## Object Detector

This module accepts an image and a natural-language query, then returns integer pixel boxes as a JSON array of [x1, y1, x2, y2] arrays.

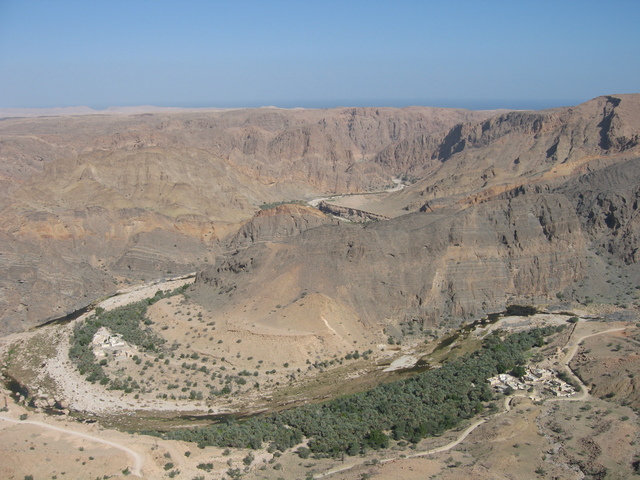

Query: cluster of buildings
[[91, 327, 137, 359], [488, 367, 576, 398]]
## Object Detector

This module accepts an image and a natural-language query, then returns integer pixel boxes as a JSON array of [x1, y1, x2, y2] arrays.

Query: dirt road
[[558, 325, 627, 401], [0, 414, 144, 477]]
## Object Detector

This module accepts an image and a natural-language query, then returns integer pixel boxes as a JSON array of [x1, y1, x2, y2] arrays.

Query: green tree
[[365, 429, 389, 449]]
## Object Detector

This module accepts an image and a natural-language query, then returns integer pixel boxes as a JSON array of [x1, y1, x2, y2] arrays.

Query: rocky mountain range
[[0, 95, 639, 335], [0, 105, 494, 333], [193, 95, 640, 336]]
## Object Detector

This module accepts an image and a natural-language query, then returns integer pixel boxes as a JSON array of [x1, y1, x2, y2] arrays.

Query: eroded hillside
[[196, 193, 588, 333], [1, 95, 639, 344], [370, 94, 640, 215], [192, 95, 640, 335], [0, 106, 494, 333]]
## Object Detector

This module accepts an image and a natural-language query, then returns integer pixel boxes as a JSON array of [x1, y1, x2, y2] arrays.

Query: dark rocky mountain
[[193, 95, 640, 332]]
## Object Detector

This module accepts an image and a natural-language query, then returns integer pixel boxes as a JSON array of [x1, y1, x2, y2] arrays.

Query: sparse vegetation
[[159, 326, 559, 456], [259, 200, 308, 210], [68, 286, 187, 388]]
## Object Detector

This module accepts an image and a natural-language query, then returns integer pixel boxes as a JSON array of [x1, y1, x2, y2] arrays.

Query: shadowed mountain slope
[[372, 94, 640, 215], [195, 192, 588, 333], [192, 95, 640, 337]]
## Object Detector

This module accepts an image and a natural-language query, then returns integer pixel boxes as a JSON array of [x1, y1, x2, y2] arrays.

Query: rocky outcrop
[[495, 157, 640, 266], [556, 157, 640, 264], [197, 193, 587, 328], [228, 204, 337, 249], [376, 94, 640, 208], [316, 201, 390, 222]]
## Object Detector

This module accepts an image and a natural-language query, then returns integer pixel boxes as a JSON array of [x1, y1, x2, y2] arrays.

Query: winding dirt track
[[316, 322, 629, 479], [0, 415, 144, 477], [557, 326, 627, 401]]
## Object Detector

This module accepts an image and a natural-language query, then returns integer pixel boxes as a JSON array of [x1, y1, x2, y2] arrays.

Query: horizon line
[[0, 97, 595, 117]]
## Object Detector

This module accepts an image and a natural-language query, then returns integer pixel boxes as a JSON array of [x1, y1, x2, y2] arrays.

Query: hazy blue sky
[[1, 0, 638, 110]]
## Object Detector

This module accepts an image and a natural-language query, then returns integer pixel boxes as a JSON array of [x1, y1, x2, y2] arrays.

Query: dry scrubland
[[3, 283, 640, 479], [0, 274, 449, 422]]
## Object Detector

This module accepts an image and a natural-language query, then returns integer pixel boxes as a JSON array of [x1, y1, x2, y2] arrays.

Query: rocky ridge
[[196, 192, 588, 331], [228, 203, 338, 250], [375, 94, 640, 213], [194, 95, 640, 334]]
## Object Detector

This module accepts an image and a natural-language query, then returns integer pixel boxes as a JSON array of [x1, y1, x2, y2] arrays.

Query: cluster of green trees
[[259, 200, 308, 210], [505, 305, 539, 317], [159, 326, 561, 456], [68, 287, 186, 386]]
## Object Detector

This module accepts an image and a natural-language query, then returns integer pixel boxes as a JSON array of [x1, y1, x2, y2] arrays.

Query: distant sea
[[82, 98, 585, 112], [138, 98, 585, 111]]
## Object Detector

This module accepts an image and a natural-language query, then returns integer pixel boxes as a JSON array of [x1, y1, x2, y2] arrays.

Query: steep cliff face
[[495, 157, 640, 267], [557, 157, 640, 265], [376, 95, 640, 210], [0, 106, 493, 195], [196, 193, 587, 330], [216, 106, 497, 192]]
